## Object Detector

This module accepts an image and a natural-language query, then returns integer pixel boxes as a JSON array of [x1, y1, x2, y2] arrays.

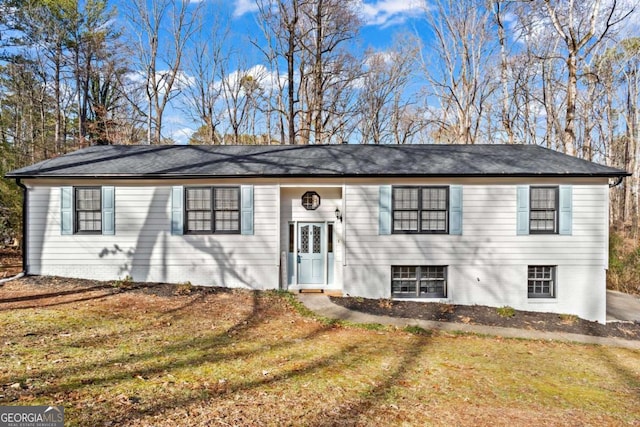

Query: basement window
[[527, 265, 556, 298], [392, 266, 447, 298]]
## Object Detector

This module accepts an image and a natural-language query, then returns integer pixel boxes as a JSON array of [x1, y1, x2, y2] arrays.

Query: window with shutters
[[185, 187, 240, 234], [392, 186, 449, 233]]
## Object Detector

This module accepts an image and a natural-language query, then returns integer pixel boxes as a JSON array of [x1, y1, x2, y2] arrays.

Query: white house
[[6, 144, 628, 323]]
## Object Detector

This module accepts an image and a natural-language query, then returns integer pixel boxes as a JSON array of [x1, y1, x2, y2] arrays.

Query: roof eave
[[6, 172, 631, 179]]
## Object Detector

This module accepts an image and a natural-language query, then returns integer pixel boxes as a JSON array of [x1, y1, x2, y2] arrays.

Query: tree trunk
[[564, 52, 577, 155], [313, 0, 323, 144]]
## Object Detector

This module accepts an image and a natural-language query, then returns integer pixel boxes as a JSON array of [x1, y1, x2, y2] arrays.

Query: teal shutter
[[171, 186, 184, 235], [241, 185, 254, 235], [61, 187, 73, 235], [101, 186, 115, 235], [559, 185, 572, 235], [379, 185, 392, 235], [449, 185, 463, 235], [516, 185, 529, 235]]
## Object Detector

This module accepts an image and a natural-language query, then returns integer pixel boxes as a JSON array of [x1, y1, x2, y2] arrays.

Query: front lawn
[[1, 278, 639, 426]]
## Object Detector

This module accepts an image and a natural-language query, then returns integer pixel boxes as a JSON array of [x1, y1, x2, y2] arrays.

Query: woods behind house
[[0, 0, 638, 288]]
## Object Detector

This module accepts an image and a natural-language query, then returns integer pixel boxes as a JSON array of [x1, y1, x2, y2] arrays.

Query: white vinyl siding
[[24, 177, 609, 323], [343, 180, 608, 323], [27, 184, 278, 289]]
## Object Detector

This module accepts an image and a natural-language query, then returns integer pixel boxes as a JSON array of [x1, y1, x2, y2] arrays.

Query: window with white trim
[[392, 186, 448, 233], [528, 265, 556, 298], [75, 187, 102, 233], [391, 266, 447, 298], [185, 187, 240, 234], [530, 187, 558, 234]]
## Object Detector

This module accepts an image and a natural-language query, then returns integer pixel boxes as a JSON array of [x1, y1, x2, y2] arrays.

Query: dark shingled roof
[[5, 144, 629, 179]]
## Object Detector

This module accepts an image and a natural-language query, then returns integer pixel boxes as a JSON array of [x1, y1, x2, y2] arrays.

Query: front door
[[297, 222, 324, 284]]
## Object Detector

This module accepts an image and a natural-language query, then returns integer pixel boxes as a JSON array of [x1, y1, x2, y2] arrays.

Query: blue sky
[[113, 0, 430, 144], [111, 0, 640, 145]]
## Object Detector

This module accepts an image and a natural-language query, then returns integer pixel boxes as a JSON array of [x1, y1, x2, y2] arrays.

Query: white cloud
[[357, 0, 426, 28], [219, 64, 285, 94], [233, 0, 259, 17], [232, 0, 426, 27], [168, 126, 196, 145]]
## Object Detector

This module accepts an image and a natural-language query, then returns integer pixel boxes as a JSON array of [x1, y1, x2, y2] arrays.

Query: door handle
[[297, 255, 301, 264]]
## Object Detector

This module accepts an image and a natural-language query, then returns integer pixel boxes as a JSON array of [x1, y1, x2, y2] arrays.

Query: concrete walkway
[[297, 294, 640, 350], [607, 290, 640, 322]]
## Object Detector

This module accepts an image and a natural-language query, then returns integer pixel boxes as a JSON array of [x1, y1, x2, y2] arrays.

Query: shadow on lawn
[[597, 347, 640, 400], [7, 291, 376, 425], [95, 293, 364, 425], [5, 286, 640, 425], [0, 281, 167, 312], [100, 300, 434, 426], [303, 334, 431, 426], [0, 283, 114, 304]]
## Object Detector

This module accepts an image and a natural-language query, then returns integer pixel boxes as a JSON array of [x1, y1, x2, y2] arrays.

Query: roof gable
[[5, 144, 629, 179]]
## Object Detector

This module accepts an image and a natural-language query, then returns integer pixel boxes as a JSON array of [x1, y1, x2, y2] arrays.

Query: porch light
[[335, 208, 342, 222]]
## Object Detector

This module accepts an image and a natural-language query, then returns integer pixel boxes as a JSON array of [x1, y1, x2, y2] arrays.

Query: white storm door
[[297, 223, 324, 284]]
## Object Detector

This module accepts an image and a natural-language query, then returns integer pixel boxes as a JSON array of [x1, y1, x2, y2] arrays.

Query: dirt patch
[[0, 275, 238, 310], [330, 296, 640, 341], [0, 247, 22, 279]]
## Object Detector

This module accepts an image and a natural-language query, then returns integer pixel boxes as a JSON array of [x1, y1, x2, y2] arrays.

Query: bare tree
[[255, 0, 305, 145], [530, 0, 633, 155], [422, 0, 497, 144], [297, 0, 359, 144], [594, 38, 640, 231], [254, 0, 359, 145], [127, 0, 200, 144], [357, 33, 420, 144], [181, 11, 229, 144], [21, 0, 70, 154], [491, 0, 515, 144], [220, 63, 265, 144]]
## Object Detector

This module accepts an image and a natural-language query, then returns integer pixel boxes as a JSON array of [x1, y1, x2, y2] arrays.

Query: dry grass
[[1, 279, 639, 426], [609, 231, 640, 295]]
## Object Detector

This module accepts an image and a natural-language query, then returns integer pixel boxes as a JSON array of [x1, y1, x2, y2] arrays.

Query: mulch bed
[[2, 269, 639, 341], [330, 296, 640, 341]]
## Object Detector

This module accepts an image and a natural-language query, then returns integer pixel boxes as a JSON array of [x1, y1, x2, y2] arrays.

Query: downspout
[[0, 178, 27, 284]]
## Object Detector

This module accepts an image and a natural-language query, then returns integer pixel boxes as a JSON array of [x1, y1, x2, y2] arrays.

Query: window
[[185, 187, 240, 234], [391, 266, 447, 298], [61, 186, 113, 235], [530, 187, 558, 233], [288, 223, 295, 252], [393, 187, 448, 233], [75, 187, 102, 233], [528, 266, 556, 298], [302, 191, 321, 210]]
